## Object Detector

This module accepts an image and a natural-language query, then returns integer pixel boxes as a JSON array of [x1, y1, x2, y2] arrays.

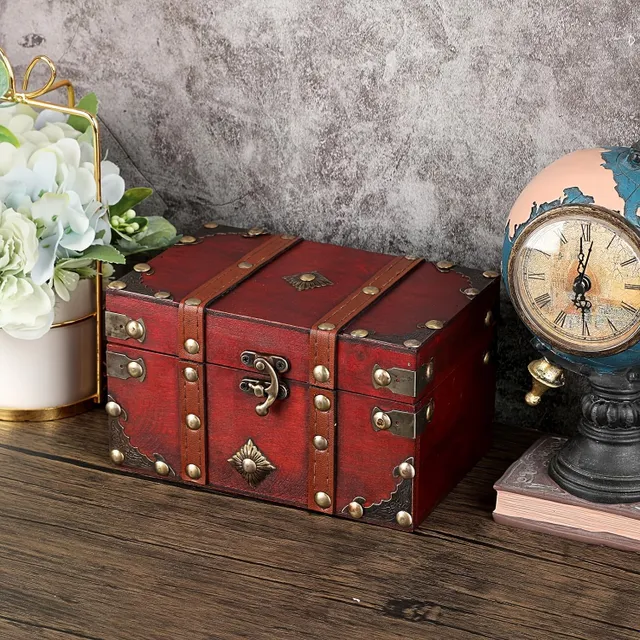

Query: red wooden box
[[104, 223, 499, 531]]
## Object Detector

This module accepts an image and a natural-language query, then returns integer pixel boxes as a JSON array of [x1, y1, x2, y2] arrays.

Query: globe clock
[[503, 145, 640, 504]]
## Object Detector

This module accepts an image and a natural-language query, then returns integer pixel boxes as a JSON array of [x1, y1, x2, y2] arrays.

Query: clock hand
[[573, 239, 593, 310]]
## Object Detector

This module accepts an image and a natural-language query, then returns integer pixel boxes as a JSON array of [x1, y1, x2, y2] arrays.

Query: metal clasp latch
[[240, 351, 290, 417]]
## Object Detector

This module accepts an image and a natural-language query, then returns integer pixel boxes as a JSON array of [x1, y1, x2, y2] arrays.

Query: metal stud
[[204, 221, 219, 229], [314, 491, 332, 509], [425, 320, 444, 330], [485, 310, 493, 327], [154, 291, 172, 299], [184, 338, 200, 355], [318, 322, 336, 331], [483, 351, 491, 365], [373, 368, 392, 387], [133, 263, 152, 273], [108, 280, 127, 290], [426, 400, 434, 422], [186, 414, 201, 430], [105, 401, 122, 417], [184, 297, 201, 306], [127, 361, 144, 378], [483, 270, 499, 279], [180, 235, 197, 244], [347, 502, 364, 519], [398, 462, 416, 479], [313, 365, 330, 383], [350, 328, 369, 338], [405, 255, 419, 260], [186, 463, 202, 480], [247, 227, 267, 236], [396, 511, 413, 528], [299, 273, 316, 282], [281, 234, 297, 240], [425, 360, 435, 383], [404, 339, 421, 349], [183, 366, 199, 382], [436, 260, 455, 271], [463, 287, 480, 298], [314, 394, 331, 412], [110, 449, 125, 465], [362, 286, 379, 296], [242, 458, 258, 473], [372, 411, 392, 430], [155, 460, 170, 476], [313, 435, 329, 451], [238, 261, 253, 269], [125, 320, 144, 340]]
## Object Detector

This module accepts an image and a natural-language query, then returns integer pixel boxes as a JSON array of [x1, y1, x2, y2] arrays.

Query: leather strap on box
[[307, 255, 423, 511], [177, 234, 300, 484]]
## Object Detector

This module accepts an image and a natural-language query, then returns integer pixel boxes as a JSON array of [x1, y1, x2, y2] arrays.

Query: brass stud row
[[108, 280, 127, 290], [184, 338, 200, 355], [133, 263, 152, 273]]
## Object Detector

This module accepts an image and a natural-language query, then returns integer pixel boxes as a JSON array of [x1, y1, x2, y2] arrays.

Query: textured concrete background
[[1, 1, 638, 432]]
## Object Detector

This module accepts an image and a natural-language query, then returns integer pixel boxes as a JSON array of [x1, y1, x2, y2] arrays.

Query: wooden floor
[[0, 413, 638, 640]]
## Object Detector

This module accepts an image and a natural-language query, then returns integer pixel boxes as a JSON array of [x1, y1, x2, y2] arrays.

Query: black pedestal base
[[549, 372, 640, 504]]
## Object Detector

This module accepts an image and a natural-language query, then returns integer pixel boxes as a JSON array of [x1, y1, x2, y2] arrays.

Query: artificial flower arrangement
[[0, 62, 178, 341]]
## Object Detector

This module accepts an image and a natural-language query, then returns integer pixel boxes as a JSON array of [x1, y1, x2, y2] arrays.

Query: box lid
[[105, 224, 499, 405]]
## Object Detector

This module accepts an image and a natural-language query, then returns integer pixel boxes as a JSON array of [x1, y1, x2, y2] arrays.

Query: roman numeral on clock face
[[582, 316, 590, 337], [625, 283, 640, 290], [527, 272, 546, 280], [555, 229, 568, 244], [581, 223, 591, 242], [607, 318, 618, 333], [622, 301, 638, 314], [621, 257, 638, 267], [534, 293, 551, 308], [554, 310, 567, 327]]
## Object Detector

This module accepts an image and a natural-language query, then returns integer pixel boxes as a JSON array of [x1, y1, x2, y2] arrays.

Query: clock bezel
[[508, 203, 640, 357]]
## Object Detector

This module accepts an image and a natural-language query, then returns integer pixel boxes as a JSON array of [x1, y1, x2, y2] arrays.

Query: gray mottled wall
[[1, 1, 639, 432]]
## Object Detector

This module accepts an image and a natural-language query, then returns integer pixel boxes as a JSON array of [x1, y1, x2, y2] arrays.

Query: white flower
[[0, 207, 39, 276], [0, 274, 54, 339]]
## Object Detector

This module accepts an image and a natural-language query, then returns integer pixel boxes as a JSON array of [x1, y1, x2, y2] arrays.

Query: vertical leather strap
[[307, 255, 423, 512], [177, 234, 300, 484]]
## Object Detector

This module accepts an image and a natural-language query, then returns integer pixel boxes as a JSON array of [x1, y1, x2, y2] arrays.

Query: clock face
[[508, 205, 640, 356]]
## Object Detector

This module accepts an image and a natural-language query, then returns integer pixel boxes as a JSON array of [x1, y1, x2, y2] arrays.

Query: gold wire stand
[[0, 48, 103, 422]]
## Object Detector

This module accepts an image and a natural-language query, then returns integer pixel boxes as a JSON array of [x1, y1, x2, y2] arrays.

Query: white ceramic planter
[[0, 278, 98, 421]]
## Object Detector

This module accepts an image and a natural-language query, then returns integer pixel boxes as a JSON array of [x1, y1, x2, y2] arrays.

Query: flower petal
[[101, 173, 125, 206], [35, 109, 68, 130]]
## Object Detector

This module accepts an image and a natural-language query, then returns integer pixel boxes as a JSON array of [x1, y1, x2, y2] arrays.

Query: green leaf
[[109, 187, 154, 218], [68, 93, 99, 133], [0, 124, 20, 147], [77, 244, 126, 264], [0, 59, 8, 99]]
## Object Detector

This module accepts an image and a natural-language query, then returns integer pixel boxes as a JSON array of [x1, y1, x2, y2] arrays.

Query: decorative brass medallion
[[228, 439, 276, 488], [283, 271, 334, 292]]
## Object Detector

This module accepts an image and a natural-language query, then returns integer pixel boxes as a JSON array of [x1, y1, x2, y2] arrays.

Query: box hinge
[[106, 351, 147, 382], [105, 311, 146, 343], [371, 400, 434, 439], [372, 359, 434, 398]]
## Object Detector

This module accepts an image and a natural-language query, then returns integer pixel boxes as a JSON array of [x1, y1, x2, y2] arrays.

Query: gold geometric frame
[[0, 48, 103, 421]]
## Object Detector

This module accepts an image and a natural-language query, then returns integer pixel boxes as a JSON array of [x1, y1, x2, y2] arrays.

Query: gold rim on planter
[[0, 398, 97, 422], [0, 48, 105, 422]]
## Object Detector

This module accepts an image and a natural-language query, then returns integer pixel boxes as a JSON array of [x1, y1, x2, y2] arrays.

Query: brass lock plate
[[240, 351, 289, 373], [239, 378, 289, 400]]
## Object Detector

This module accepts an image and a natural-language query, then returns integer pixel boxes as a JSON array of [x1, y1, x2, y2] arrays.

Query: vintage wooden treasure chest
[[104, 224, 499, 531]]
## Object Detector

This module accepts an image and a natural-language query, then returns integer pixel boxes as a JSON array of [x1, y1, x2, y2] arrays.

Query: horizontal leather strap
[[307, 255, 423, 512]]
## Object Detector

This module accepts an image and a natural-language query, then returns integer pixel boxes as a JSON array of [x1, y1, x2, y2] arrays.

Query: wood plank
[[0, 414, 638, 640]]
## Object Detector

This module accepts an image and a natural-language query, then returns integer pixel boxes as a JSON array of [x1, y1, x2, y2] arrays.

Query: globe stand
[[548, 371, 640, 503]]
